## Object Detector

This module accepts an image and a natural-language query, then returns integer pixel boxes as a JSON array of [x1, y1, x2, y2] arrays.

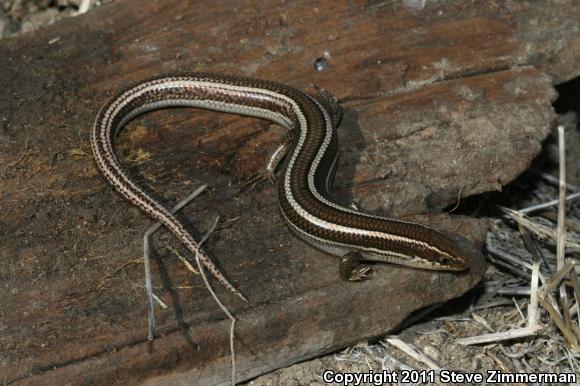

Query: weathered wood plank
[[0, 0, 578, 384]]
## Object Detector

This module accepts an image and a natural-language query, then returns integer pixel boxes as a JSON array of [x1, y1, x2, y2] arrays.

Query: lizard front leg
[[339, 251, 371, 282]]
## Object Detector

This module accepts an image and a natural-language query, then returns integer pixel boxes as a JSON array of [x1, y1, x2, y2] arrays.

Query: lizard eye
[[439, 256, 451, 265]]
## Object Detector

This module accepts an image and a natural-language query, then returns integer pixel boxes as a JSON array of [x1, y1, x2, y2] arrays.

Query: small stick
[[152, 292, 168, 309], [384, 337, 441, 370], [539, 261, 575, 295], [472, 313, 494, 332], [556, 126, 573, 347], [518, 192, 580, 215], [194, 216, 238, 386], [501, 207, 580, 250], [528, 261, 540, 327], [471, 299, 514, 311], [485, 251, 532, 280], [486, 245, 534, 272], [512, 298, 527, 324], [538, 294, 579, 350], [531, 170, 580, 191], [76, 0, 91, 14], [456, 325, 543, 346], [143, 185, 207, 341], [491, 287, 531, 296], [167, 245, 199, 274]]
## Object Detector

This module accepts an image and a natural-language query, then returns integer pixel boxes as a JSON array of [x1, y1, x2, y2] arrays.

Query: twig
[[531, 170, 579, 192], [194, 215, 238, 386], [501, 207, 580, 250], [538, 295, 578, 351], [77, 0, 91, 14], [518, 192, 580, 215], [456, 325, 543, 346], [536, 259, 579, 350], [485, 247, 533, 280], [486, 244, 534, 272], [447, 185, 463, 213], [512, 298, 527, 324], [143, 185, 207, 341], [539, 261, 575, 295], [556, 126, 573, 349], [383, 337, 441, 370], [528, 261, 540, 327], [152, 292, 168, 309], [472, 299, 514, 311], [490, 287, 531, 296], [472, 313, 494, 333], [167, 245, 200, 274]]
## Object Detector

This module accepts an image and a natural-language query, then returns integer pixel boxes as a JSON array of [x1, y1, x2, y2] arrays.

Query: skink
[[91, 73, 467, 301]]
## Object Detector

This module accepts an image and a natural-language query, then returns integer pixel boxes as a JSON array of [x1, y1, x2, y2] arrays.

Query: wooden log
[[1, 0, 579, 384]]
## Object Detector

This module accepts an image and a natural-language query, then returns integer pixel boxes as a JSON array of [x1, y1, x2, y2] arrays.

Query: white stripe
[[95, 77, 449, 262]]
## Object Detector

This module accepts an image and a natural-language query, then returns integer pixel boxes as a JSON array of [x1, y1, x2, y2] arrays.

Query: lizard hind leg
[[265, 130, 295, 181], [239, 130, 295, 193], [339, 251, 371, 282]]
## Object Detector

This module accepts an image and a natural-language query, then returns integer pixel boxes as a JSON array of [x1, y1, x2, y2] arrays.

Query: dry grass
[[319, 125, 580, 384]]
